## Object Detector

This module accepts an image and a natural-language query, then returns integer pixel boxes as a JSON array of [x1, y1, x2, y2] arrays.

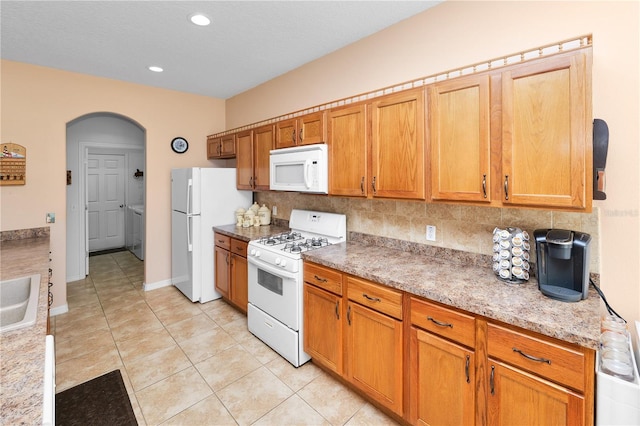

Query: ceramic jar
[[258, 204, 271, 225]]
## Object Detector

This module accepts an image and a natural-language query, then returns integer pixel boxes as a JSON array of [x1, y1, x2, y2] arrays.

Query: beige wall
[[1, 60, 226, 309], [230, 1, 640, 324]]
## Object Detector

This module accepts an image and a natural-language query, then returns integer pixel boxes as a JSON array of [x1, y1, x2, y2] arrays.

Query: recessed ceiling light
[[189, 13, 211, 26], [148, 66, 163, 73]]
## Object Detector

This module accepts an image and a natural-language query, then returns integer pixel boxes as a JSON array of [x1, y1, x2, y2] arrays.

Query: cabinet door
[[275, 118, 297, 149], [220, 134, 236, 157], [236, 130, 254, 190], [429, 75, 491, 202], [303, 283, 343, 374], [488, 360, 584, 426], [501, 52, 590, 209], [207, 137, 221, 159], [410, 328, 475, 426], [328, 104, 368, 197], [253, 125, 274, 190], [346, 301, 403, 415], [214, 246, 230, 298], [230, 253, 248, 313], [298, 111, 326, 145], [371, 88, 426, 200]]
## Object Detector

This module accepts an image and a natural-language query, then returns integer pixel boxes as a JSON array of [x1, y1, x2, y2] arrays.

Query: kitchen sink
[[0, 274, 41, 333]]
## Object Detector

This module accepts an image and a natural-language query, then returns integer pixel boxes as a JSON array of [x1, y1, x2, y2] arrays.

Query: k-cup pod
[[499, 230, 510, 240], [522, 261, 530, 271], [499, 249, 510, 259], [493, 253, 501, 262], [493, 243, 501, 252], [512, 246, 523, 257], [493, 262, 501, 272], [511, 256, 523, 267], [512, 236, 523, 247], [500, 259, 511, 269], [499, 269, 511, 279], [523, 241, 531, 251], [493, 233, 501, 242], [512, 266, 524, 278], [500, 240, 511, 249], [522, 251, 530, 261], [601, 315, 628, 334], [522, 231, 530, 241], [522, 271, 530, 280]]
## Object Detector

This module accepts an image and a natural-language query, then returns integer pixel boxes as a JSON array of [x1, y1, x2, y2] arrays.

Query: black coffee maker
[[534, 229, 591, 302]]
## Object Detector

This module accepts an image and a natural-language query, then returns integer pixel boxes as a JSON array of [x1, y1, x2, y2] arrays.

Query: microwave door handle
[[304, 159, 313, 189]]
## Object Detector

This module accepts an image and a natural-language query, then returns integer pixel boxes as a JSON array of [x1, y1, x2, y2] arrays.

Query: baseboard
[[66, 273, 85, 283], [50, 303, 69, 317], [143, 278, 173, 292]]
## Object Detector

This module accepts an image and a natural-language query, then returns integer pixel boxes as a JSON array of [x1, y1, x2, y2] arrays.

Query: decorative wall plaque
[[1, 143, 27, 185]]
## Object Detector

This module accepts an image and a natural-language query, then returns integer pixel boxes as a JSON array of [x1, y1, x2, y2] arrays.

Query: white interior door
[[87, 153, 126, 252]]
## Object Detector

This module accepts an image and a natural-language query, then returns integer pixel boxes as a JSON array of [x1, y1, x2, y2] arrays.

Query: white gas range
[[247, 209, 346, 367]]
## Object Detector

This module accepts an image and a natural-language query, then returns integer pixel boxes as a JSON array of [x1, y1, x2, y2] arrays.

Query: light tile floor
[[53, 251, 400, 425]]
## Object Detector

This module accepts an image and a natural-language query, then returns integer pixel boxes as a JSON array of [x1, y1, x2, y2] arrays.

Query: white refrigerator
[[171, 168, 252, 303]]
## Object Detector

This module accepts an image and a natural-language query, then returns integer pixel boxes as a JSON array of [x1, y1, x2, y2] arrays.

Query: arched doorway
[[65, 112, 146, 281]]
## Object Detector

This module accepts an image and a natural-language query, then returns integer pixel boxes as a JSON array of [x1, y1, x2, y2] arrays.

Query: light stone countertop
[[0, 230, 50, 425], [302, 241, 602, 350]]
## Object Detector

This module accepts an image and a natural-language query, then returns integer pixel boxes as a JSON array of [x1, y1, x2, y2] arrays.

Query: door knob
[[120, 204, 124, 208]]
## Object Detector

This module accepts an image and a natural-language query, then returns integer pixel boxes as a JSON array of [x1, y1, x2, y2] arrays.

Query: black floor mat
[[55, 369, 137, 426]]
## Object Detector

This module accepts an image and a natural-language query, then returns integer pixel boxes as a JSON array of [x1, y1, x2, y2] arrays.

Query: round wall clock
[[171, 137, 189, 154]]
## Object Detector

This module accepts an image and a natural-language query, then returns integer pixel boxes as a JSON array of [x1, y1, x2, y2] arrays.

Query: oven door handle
[[247, 254, 300, 280]]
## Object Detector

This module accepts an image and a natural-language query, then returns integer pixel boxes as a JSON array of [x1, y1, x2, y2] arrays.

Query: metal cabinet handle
[[225, 253, 230, 265], [490, 365, 495, 395], [362, 293, 381, 303], [249, 176, 254, 188], [512, 347, 551, 364], [313, 275, 327, 283], [465, 355, 471, 383], [335, 301, 340, 319], [291, 129, 296, 143], [504, 175, 509, 200], [371, 176, 377, 194], [347, 305, 352, 325], [360, 177, 365, 194], [482, 174, 487, 198], [427, 316, 453, 328], [299, 128, 303, 143]]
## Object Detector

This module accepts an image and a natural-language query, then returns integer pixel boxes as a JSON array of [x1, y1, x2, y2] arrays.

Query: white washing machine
[[127, 204, 144, 260]]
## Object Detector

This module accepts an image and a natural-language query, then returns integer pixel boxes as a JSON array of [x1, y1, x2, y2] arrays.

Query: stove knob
[[251, 249, 261, 257], [275, 257, 281, 265], [280, 259, 287, 267]]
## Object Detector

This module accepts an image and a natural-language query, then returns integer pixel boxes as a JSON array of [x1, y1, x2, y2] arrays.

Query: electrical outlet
[[272, 205, 278, 216], [426, 225, 436, 241], [46, 213, 56, 223]]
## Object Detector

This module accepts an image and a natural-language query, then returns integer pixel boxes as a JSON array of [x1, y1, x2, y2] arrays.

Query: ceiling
[[1, 1, 441, 99]]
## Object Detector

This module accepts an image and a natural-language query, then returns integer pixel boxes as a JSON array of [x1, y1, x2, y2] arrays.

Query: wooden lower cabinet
[[303, 283, 343, 374], [346, 301, 403, 416], [409, 328, 476, 426], [487, 360, 585, 426], [214, 233, 248, 313], [302, 262, 595, 425]]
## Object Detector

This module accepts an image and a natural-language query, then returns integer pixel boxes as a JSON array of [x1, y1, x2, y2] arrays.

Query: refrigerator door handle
[[186, 178, 193, 216], [187, 215, 193, 252]]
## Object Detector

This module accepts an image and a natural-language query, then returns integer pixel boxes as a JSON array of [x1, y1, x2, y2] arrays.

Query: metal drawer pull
[[504, 175, 509, 200], [482, 174, 487, 198], [512, 347, 551, 364], [313, 275, 327, 283], [465, 355, 470, 383], [360, 177, 365, 194], [427, 316, 453, 328], [362, 293, 381, 302]]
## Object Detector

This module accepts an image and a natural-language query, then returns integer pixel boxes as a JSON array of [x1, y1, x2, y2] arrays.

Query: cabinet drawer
[[214, 233, 230, 250], [410, 297, 475, 348], [347, 276, 402, 320], [304, 262, 343, 295], [230, 238, 247, 257], [487, 322, 586, 392]]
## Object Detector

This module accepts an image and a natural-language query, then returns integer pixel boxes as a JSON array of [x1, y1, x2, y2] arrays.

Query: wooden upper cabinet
[[275, 111, 326, 149], [429, 75, 491, 202], [236, 125, 274, 191], [328, 104, 368, 197], [370, 88, 426, 200], [253, 124, 274, 191], [236, 130, 254, 190], [501, 51, 592, 210], [207, 134, 236, 159]]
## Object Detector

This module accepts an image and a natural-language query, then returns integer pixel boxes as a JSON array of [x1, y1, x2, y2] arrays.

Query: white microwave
[[269, 144, 328, 194]]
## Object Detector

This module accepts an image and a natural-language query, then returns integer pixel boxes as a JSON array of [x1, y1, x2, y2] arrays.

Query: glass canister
[[492, 227, 531, 284]]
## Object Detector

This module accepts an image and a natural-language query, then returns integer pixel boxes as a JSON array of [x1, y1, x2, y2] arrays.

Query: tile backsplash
[[255, 192, 600, 273]]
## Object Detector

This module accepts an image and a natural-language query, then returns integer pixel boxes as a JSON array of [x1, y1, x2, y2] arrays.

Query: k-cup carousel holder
[[492, 227, 531, 284]]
